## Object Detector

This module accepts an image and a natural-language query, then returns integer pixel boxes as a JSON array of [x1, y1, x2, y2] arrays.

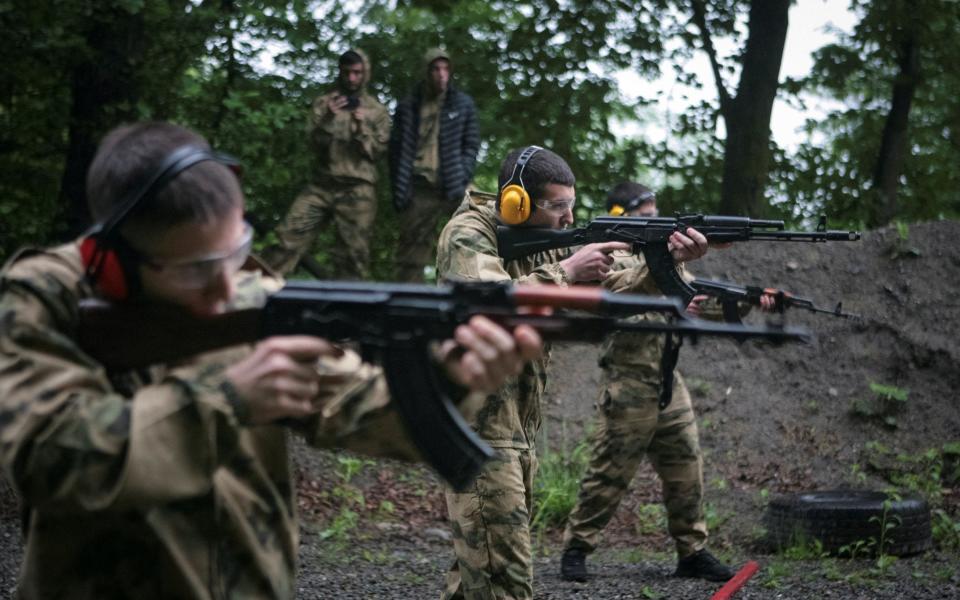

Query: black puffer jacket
[[389, 83, 480, 210]]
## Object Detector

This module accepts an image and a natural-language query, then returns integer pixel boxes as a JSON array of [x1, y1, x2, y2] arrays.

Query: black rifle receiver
[[78, 280, 810, 491], [497, 214, 860, 304]]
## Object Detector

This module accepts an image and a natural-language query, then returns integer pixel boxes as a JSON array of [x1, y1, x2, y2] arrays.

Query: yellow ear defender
[[497, 145, 543, 225], [606, 190, 656, 216]]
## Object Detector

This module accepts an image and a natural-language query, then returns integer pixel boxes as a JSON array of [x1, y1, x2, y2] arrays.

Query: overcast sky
[[616, 0, 859, 150]]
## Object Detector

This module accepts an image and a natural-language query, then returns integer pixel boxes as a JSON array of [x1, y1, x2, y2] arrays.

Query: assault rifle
[[691, 278, 861, 324], [78, 280, 809, 491], [496, 215, 860, 304]]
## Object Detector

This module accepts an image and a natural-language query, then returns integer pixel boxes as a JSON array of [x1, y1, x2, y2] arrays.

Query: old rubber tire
[[764, 490, 932, 556]]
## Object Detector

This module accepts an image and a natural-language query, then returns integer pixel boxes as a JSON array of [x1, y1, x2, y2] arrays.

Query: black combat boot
[[560, 548, 589, 582], [673, 549, 735, 582]]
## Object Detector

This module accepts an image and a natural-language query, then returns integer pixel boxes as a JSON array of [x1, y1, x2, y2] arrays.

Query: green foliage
[[869, 491, 903, 570], [634, 503, 667, 536], [4, 0, 960, 263], [760, 558, 792, 589], [317, 454, 375, 541], [942, 441, 960, 486], [857, 441, 960, 550], [531, 422, 590, 531], [783, 536, 829, 561], [888, 220, 922, 259], [376, 500, 395, 517], [782, 0, 960, 227], [850, 381, 909, 428], [862, 441, 942, 498], [335, 455, 374, 484], [640, 586, 662, 599], [931, 508, 960, 552], [703, 501, 731, 534], [319, 507, 359, 541]]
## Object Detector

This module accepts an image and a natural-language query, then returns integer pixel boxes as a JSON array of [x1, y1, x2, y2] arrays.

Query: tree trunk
[[59, 7, 146, 237], [718, 0, 790, 216], [869, 37, 919, 227]]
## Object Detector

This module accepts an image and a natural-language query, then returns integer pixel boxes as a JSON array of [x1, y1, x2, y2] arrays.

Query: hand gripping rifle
[[77, 280, 809, 491], [497, 215, 860, 304], [691, 278, 861, 324]]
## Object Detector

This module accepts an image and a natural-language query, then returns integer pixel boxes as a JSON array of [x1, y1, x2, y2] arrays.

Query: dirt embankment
[[541, 220, 960, 551], [554, 221, 959, 473]]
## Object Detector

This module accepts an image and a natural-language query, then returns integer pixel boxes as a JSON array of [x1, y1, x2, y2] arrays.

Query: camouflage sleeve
[[310, 93, 351, 144], [299, 350, 419, 461], [354, 104, 391, 161], [601, 253, 662, 295], [0, 277, 246, 512], [436, 214, 569, 285]]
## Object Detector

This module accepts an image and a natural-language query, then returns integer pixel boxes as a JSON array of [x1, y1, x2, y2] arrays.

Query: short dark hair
[[86, 122, 242, 230], [606, 181, 655, 213], [498, 146, 575, 203], [339, 50, 364, 67]]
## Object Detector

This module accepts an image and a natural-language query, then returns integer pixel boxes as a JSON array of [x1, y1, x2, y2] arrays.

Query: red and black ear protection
[[80, 145, 241, 300], [496, 145, 543, 225]]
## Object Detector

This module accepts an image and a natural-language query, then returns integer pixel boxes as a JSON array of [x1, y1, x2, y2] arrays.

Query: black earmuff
[[80, 145, 240, 300], [608, 190, 656, 216], [496, 145, 543, 225]]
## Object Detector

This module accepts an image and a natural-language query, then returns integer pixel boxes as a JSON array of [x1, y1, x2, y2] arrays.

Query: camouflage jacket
[[600, 254, 740, 392], [435, 191, 665, 450], [0, 242, 416, 599], [309, 49, 391, 185]]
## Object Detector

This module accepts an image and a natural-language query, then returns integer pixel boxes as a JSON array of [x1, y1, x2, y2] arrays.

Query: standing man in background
[[266, 49, 390, 279], [389, 48, 479, 282]]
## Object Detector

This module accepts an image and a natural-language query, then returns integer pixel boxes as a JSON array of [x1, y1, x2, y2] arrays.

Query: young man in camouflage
[[390, 47, 480, 282], [435, 154, 713, 600], [0, 121, 542, 600], [559, 182, 772, 584], [266, 49, 391, 279]]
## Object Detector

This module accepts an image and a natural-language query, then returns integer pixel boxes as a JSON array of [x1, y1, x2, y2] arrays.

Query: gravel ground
[[2, 509, 957, 599], [293, 525, 960, 599]]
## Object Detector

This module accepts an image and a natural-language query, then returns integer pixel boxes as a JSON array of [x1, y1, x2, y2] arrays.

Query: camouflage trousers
[[442, 447, 538, 600], [265, 181, 376, 279], [562, 369, 707, 559], [395, 179, 451, 283]]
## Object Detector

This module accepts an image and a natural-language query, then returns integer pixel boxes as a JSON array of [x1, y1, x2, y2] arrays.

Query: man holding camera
[[266, 49, 391, 279]]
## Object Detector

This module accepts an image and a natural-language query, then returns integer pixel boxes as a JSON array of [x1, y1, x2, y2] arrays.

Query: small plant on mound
[[862, 442, 942, 501], [850, 381, 909, 428], [889, 220, 921, 259]]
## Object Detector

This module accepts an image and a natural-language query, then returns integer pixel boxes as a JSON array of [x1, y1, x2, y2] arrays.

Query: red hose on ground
[[709, 560, 760, 600]]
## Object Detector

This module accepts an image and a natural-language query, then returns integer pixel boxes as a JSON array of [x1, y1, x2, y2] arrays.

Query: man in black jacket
[[389, 47, 480, 282]]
